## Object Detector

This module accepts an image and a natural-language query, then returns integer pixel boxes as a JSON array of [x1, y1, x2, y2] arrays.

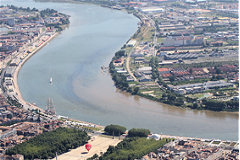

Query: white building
[[127, 39, 137, 47]]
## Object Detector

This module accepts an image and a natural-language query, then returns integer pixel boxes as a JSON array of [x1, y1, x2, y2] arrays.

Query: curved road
[[125, 12, 157, 81]]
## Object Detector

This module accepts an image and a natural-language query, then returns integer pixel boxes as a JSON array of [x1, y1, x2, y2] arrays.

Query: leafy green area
[[212, 141, 221, 144], [128, 128, 150, 137], [109, 50, 130, 91], [40, 8, 69, 31], [6, 5, 38, 12], [96, 138, 172, 160], [114, 50, 126, 59], [6, 127, 90, 159], [150, 57, 159, 80], [109, 62, 129, 90], [40, 8, 57, 18], [104, 124, 126, 136], [160, 92, 185, 106], [202, 98, 239, 111]]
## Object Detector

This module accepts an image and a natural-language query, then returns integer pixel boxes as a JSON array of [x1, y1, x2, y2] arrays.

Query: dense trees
[[128, 128, 150, 137], [7, 5, 38, 12], [39, 8, 69, 31], [225, 100, 239, 111], [104, 124, 126, 136], [132, 87, 139, 95], [6, 127, 90, 159], [149, 57, 159, 80], [40, 8, 57, 18], [96, 138, 171, 160], [160, 91, 185, 107], [109, 51, 129, 91], [60, 18, 70, 25], [114, 50, 125, 59], [202, 98, 239, 111], [110, 67, 129, 90], [202, 99, 224, 111]]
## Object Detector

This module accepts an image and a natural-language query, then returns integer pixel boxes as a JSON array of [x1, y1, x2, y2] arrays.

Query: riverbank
[[53, 128, 238, 160], [12, 32, 59, 112], [0, 5, 71, 114], [35, 0, 238, 112], [108, 12, 239, 112], [5, 0, 237, 141], [54, 118, 238, 159]]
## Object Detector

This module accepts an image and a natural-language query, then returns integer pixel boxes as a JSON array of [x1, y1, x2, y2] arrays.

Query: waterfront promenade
[[0, 30, 58, 113], [12, 32, 59, 112]]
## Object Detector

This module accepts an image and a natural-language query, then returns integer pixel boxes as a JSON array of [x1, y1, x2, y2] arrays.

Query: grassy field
[[139, 88, 163, 99], [186, 93, 212, 99]]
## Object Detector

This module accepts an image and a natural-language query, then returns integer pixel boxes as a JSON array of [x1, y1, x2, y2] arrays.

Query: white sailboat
[[50, 77, 53, 85]]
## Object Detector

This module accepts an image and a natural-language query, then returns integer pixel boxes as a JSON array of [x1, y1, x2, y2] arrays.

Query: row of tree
[[109, 62, 129, 90], [149, 57, 160, 80], [40, 8, 57, 18], [6, 5, 38, 12], [109, 50, 130, 91], [202, 98, 239, 111], [104, 124, 150, 138]]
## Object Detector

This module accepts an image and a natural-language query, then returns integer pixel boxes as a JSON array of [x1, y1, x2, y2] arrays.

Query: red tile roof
[[158, 68, 170, 72], [162, 73, 172, 78]]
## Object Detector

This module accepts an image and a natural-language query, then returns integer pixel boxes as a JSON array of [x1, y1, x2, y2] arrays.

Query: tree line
[[5, 5, 38, 12], [104, 124, 150, 138], [202, 98, 239, 111]]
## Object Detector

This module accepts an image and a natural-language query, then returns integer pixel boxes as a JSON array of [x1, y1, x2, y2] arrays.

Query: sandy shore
[[65, 118, 105, 130], [54, 135, 121, 160], [11, 32, 59, 112]]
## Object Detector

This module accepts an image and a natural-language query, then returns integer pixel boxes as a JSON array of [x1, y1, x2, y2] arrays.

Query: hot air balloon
[[85, 143, 92, 152]]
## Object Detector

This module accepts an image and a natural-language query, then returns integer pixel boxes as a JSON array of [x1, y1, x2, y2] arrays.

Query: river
[[3, 0, 238, 140]]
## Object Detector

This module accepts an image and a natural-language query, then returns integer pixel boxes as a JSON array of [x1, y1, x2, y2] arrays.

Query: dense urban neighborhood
[[0, 5, 74, 158], [106, 0, 239, 111], [143, 138, 239, 160], [0, 0, 239, 159]]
